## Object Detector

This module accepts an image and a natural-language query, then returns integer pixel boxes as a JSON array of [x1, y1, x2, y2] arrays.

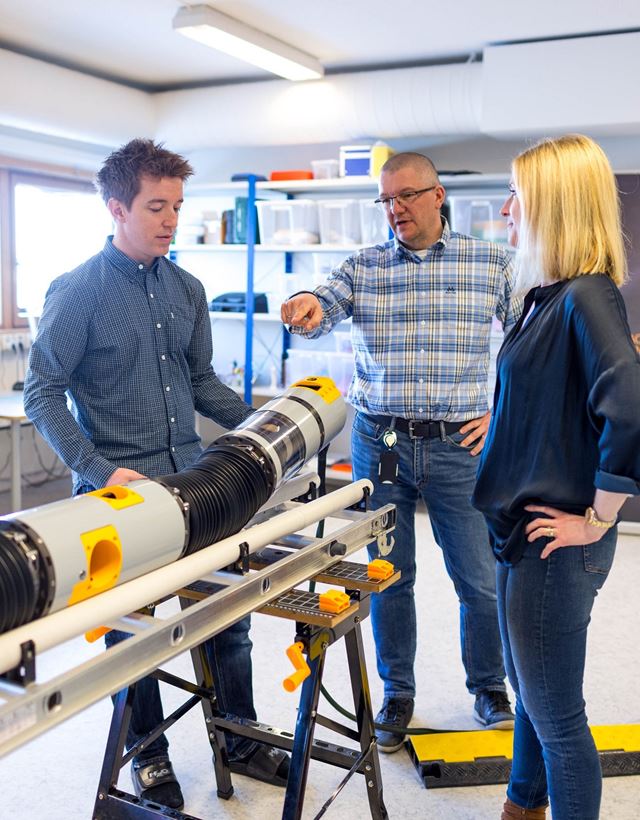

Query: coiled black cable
[[159, 442, 273, 554]]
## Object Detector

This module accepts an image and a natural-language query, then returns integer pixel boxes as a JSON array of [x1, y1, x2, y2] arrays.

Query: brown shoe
[[501, 796, 548, 819]]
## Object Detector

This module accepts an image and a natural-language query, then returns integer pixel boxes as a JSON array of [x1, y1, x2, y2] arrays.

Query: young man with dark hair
[[24, 139, 289, 809]]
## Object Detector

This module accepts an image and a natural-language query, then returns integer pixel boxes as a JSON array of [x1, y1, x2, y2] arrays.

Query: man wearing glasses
[[281, 152, 521, 751]]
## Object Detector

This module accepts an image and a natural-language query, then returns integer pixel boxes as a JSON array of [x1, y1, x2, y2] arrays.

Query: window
[[10, 173, 112, 326]]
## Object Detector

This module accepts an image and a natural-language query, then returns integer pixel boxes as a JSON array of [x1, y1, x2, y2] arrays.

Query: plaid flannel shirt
[[291, 221, 521, 421]]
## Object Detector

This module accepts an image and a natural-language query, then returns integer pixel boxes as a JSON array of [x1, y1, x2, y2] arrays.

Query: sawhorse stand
[[92, 555, 399, 820]]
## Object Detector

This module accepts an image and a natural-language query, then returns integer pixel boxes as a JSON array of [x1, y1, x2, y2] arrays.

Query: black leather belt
[[367, 414, 466, 439]]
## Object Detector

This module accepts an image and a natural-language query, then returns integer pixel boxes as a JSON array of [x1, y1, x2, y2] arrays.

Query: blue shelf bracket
[[243, 175, 258, 404]]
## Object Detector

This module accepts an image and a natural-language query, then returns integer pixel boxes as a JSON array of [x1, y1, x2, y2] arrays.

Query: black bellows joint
[[159, 443, 274, 554], [0, 532, 41, 634]]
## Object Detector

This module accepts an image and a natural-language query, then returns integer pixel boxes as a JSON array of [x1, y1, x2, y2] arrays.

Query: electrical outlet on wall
[[0, 332, 31, 352], [14, 332, 31, 351], [0, 334, 15, 352]]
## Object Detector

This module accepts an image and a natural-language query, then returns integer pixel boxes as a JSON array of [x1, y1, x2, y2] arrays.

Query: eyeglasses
[[374, 186, 437, 209]]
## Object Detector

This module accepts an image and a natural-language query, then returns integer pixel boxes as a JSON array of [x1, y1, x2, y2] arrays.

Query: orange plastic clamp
[[367, 559, 394, 581], [283, 641, 311, 692], [318, 589, 350, 614]]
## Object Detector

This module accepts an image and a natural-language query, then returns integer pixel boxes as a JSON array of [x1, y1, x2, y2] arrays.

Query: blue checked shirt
[[292, 222, 521, 421], [24, 237, 253, 493]]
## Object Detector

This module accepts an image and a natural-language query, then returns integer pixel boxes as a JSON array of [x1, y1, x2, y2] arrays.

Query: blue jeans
[[105, 617, 256, 764], [351, 411, 506, 699], [77, 486, 257, 764], [497, 527, 617, 819]]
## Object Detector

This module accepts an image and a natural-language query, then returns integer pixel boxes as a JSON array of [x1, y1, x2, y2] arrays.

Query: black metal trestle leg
[[188, 637, 234, 800], [93, 685, 135, 819], [282, 649, 327, 820], [344, 624, 387, 820], [282, 617, 387, 820]]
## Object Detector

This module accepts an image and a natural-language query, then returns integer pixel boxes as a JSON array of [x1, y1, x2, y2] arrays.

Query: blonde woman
[[473, 134, 640, 819]]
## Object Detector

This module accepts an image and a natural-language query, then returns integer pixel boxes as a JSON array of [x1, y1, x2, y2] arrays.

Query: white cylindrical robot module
[[0, 378, 346, 635]]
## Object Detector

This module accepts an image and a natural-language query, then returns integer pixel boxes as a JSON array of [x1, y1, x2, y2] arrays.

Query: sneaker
[[474, 690, 515, 730], [374, 696, 414, 753]]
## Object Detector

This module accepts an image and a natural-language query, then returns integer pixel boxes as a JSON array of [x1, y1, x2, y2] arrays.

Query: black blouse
[[472, 273, 640, 564]]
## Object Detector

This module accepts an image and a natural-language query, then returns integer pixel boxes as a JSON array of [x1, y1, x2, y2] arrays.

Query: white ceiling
[[0, 0, 639, 90]]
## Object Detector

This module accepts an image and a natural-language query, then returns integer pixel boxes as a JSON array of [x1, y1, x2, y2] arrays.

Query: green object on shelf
[[234, 196, 261, 244]]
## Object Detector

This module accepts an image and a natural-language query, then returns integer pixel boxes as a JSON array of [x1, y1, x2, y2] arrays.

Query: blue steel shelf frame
[[243, 174, 258, 404], [242, 179, 293, 405]]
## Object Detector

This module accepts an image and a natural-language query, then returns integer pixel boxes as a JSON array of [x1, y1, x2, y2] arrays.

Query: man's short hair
[[95, 138, 194, 207], [380, 152, 439, 183]]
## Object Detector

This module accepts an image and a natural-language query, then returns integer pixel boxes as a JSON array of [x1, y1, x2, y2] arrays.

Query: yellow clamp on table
[[283, 641, 311, 692], [318, 589, 350, 614], [367, 558, 394, 581]]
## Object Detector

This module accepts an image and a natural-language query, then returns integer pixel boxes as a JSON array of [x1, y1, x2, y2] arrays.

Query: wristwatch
[[584, 506, 616, 529]]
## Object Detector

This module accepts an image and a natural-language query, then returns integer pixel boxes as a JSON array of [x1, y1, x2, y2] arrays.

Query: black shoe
[[131, 756, 184, 809], [374, 696, 414, 753], [474, 690, 515, 730], [228, 744, 290, 787]]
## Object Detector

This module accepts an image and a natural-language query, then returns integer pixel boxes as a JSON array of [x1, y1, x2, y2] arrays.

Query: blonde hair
[[512, 134, 627, 294]]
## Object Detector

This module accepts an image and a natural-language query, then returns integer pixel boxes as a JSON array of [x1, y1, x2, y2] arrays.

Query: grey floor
[[0, 477, 638, 819]]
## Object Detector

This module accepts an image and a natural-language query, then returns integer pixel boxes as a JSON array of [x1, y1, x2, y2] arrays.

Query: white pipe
[[0, 480, 372, 675]]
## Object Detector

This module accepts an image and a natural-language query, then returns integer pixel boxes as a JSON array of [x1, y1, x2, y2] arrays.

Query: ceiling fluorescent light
[[173, 4, 324, 82]]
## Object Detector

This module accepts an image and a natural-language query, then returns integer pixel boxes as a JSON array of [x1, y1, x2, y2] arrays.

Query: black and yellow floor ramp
[[407, 724, 640, 788]]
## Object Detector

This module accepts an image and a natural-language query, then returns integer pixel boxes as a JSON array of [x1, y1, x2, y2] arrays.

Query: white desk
[[0, 392, 28, 512]]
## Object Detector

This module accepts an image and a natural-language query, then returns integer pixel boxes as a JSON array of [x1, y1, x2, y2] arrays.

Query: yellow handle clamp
[[283, 641, 311, 692], [318, 589, 350, 614], [85, 625, 111, 643], [367, 558, 394, 581]]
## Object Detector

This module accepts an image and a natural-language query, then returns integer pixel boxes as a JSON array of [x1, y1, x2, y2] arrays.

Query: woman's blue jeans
[[497, 527, 617, 820], [351, 411, 506, 699]]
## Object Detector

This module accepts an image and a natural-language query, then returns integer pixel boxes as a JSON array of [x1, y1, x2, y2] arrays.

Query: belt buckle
[[408, 420, 419, 439]]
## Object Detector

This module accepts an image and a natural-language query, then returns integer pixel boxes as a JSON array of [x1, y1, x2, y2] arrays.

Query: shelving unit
[[173, 172, 510, 483], [171, 175, 388, 405]]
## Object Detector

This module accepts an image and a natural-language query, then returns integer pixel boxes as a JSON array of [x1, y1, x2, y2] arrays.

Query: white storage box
[[285, 348, 329, 386], [318, 199, 361, 245], [312, 252, 346, 285], [359, 199, 390, 245], [448, 196, 509, 244], [339, 144, 372, 177], [333, 330, 353, 354], [328, 352, 355, 393], [311, 159, 339, 179], [286, 349, 354, 394], [256, 200, 319, 245]]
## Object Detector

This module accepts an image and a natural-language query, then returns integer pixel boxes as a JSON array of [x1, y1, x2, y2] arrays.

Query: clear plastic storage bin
[[312, 252, 346, 286], [359, 199, 390, 245], [285, 349, 329, 385], [448, 196, 509, 244], [256, 200, 320, 245], [285, 348, 354, 394], [318, 199, 361, 245], [311, 159, 339, 179], [328, 352, 355, 393]]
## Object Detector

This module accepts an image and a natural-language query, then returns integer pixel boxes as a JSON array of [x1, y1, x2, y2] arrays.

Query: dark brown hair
[[95, 138, 194, 207]]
